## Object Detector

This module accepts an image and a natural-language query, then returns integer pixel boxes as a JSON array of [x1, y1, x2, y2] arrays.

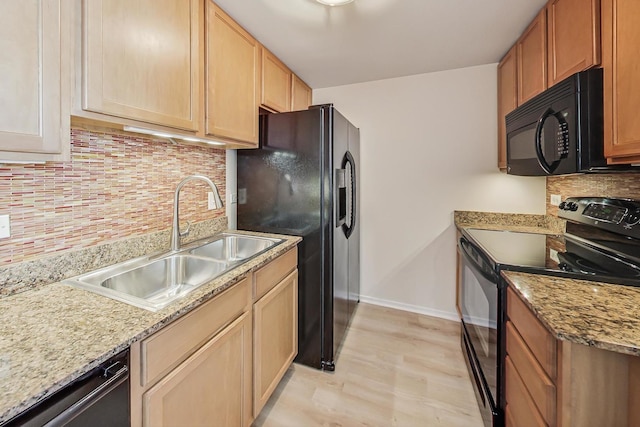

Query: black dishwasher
[[2, 349, 129, 427]]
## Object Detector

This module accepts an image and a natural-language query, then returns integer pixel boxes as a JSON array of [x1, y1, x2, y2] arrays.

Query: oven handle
[[459, 237, 499, 283]]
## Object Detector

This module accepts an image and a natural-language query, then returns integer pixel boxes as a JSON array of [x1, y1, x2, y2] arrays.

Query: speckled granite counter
[[502, 271, 640, 356], [454, 210, 565, 234], [0, 230, 301, 423]]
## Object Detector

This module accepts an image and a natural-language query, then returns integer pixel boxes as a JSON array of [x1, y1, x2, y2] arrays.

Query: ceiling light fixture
[[315, 0, 354, 6]]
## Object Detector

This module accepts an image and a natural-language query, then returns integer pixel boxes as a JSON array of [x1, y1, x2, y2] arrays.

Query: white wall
[[314, 64, 546, 320]]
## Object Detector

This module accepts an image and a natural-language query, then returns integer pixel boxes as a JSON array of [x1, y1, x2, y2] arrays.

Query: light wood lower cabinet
[[252, 248, 298, 417], [131, 248, 299, 426], [143, 311, 252, 426], [253, 270, 298, 416], [506, 285, 636, 426], [131, 278, 252, 427]]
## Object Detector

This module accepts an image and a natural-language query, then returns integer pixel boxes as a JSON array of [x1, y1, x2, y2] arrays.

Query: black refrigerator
[[237, 104, 360, 371]]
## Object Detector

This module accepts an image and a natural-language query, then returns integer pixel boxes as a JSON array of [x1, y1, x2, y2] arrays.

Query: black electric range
[[457, 197, 640, 427], [464, 197, 640, 286]]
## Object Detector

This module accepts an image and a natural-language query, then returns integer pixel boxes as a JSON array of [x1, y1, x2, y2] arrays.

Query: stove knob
[[570, 202, 579, 211], [558, 201, 567, 210], [626, 210, 640, 226]]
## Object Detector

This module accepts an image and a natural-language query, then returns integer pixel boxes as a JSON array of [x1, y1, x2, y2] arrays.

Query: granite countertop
[[454, 210, 565, 235], [503, 271, 640, 356], [0, 230, 301, 423]]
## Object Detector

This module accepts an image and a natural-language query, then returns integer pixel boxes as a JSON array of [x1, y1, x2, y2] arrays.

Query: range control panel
[[558, 197, 640, 239]]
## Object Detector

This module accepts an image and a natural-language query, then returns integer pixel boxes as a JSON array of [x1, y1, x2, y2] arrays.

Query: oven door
[[458, 236, 502, 425]]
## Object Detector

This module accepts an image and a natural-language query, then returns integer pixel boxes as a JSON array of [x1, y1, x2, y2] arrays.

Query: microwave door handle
[[536, 108, 567, 174], [535, 108, 555, 174]]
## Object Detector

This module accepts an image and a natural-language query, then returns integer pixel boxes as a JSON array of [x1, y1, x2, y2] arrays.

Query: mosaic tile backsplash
[[0, 128, 226, 265], [546, 173, 640, 215]]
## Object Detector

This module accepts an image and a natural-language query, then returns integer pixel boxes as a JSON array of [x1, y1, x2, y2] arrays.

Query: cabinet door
[[547, 0, 600, 87], [206, 2, 259, 145], [0, 0, 69, 162], [83, 0, 200, 131], [602, 0, 640, 162], [261, 48, 291, 113], [518, 9, 547, 105], [143, 311, 253, 427], [291, 75, 312, 112], [497, 46, 517, 170], [253, 270, 298, 416]]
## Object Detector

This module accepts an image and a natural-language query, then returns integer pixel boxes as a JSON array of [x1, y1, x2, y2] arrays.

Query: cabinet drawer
[[140, 278, 251, 386], [507, 286, 557, 380], [505, 356, 548, 427], [254, 249, 297, 301], [506, 321, 556, 425]]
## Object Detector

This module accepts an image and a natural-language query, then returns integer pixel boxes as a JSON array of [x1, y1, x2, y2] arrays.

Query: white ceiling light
[[315, 0, 354, 6]]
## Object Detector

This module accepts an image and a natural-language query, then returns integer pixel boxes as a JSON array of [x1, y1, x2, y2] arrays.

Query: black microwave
[[505, 68, 605, 176]]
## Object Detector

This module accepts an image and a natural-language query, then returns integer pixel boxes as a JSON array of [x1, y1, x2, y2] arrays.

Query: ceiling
[[214, 0, 547, 89]]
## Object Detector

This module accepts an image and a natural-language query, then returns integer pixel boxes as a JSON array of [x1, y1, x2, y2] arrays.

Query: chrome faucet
[[170, 175, 223, 252]]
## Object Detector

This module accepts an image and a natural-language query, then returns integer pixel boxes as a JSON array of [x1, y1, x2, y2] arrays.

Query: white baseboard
[[358, 295, 460, 322]]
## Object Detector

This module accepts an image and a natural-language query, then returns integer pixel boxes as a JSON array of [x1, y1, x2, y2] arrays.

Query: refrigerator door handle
[[341, 151, 356, 239], [335, 168, 347, 228]]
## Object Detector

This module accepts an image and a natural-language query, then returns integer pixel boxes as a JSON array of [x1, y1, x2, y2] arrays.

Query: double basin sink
[[64, 233, 283, 311]]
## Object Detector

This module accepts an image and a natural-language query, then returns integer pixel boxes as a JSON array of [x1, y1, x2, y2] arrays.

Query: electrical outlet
[[238, 188, 247, 205], [0, 215, 10, 239], [550, 194, 562, 206], [207, 192, 216, 210], [230, 193, 238, 204]]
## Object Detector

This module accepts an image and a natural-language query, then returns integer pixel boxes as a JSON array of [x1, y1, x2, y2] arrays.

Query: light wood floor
[[253, 303, 484, 426]]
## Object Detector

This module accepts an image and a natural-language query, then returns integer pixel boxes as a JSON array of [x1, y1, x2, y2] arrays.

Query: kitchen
[[1, 0, 639, 426]]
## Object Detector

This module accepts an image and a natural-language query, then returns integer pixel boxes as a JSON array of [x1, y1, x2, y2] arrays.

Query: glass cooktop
[[463, 227, 640, 286]]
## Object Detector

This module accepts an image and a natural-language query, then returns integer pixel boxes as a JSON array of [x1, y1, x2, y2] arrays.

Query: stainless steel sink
[[64, 233, 283, 311], [188, 233, 282, 263]]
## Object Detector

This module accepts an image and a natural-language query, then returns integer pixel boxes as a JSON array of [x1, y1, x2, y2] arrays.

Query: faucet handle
[[179, 221, 191, 238]]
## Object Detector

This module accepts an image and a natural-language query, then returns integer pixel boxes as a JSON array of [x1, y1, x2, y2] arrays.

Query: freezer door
[[330, 108, 350, 367], [347, 123, 360, 320]]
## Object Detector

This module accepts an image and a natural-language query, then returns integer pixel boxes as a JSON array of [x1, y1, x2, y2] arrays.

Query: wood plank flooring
[[253, 303, 484, 426]]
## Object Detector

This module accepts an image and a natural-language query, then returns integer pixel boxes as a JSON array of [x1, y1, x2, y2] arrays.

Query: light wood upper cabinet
[[497, 46, 518, 170], [261, 48, 292, 113], [547, 0, 601, 87], [206, 2, 259, 145], [291, 75, 312, 112], [517, 9, 548, 105], [82, 0, 200, 131], [602, 0, 640, 162], [143, 312, 253, 427], [0, 0, 70, 162]]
